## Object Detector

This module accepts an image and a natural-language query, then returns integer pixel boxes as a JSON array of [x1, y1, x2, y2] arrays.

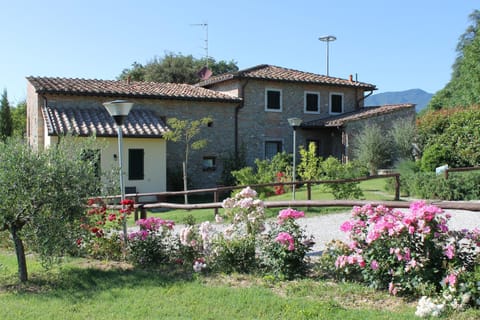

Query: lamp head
[[103, 100, 133, 126]]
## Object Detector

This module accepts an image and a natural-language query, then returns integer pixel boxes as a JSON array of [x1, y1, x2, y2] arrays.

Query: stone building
[[26, 64, 415, 192]]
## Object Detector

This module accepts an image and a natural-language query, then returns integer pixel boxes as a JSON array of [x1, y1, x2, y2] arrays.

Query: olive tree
[[353, 123, 393, 175], [0, 137, 101, 282]]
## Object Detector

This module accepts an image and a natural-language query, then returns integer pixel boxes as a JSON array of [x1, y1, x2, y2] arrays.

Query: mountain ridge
[[365, 88, 433, 112]]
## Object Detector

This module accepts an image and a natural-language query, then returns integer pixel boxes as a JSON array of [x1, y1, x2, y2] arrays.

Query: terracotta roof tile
[[27, 76, 241, 103], [302, 104, 415, 128], [42, 105, 168, 137], [197, 64, 377, 90]]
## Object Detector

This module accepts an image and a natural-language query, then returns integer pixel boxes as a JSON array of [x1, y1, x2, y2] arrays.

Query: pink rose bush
[[329, 201, 480, 316], [260, 207, 314, 279]]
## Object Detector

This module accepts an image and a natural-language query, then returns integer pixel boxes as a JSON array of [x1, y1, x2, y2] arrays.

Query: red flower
[[120, 199, 135, 206], [76, 238, 83, 246]]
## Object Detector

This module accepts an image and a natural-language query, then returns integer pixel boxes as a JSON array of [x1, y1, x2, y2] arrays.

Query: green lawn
[[0, 250, 422, 320]]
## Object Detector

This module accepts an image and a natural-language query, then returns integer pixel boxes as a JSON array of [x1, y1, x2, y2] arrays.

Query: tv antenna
[[191, 22, 209, 68]]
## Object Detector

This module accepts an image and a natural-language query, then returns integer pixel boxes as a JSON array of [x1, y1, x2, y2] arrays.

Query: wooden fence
[[98, 171, 480, 220], [444, 166, 480, 179]]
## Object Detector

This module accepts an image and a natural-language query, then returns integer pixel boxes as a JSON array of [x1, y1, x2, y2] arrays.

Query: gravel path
[[297, 208, 480, 254]]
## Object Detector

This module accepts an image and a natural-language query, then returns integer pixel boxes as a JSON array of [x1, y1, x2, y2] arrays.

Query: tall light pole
[[319, 35, 336, 76], [288, 117, 303, 200], [103, 100, 133, 245]]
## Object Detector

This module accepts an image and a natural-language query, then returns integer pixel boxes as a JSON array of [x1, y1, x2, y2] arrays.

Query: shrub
[[420, 143, 450, 172], [320, 157, 365, 199], [231, 152, 292, 196], [297, 142, 321, 181], [354, 123, 394, 175], [259, 208, 313, 279], [127, 217, 177, 267], [210, 234, 257, 274], [390, 120, 416, 161], [328, 201, 480, 301]]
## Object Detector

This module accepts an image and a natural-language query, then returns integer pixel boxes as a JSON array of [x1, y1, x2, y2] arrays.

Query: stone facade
[[207, 78, 368, 165]]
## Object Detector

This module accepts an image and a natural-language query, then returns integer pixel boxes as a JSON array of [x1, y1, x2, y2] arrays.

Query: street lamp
[[288, 117, 303, 200], [103, 100, 133, 245], [319, 35, 336, 76]]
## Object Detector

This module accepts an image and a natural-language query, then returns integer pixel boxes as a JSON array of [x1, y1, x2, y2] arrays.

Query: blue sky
[[0, 0, 477, 104]]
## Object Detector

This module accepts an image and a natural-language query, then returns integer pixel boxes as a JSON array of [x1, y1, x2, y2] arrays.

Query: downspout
[[235, 79, 249, 157], [356, 89, 374, 109]]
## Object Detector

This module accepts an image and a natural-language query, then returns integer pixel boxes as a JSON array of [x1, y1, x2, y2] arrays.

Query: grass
[[0, 250, 422, 320], [130, 177, 397, 225]]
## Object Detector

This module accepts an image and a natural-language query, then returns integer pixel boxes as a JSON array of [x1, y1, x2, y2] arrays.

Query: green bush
[[420, 143, 450, 172], [406, 171, 480, 200], [231, 152, 292, 196], [210, 234, 257, 274], [354, 123, 394, 175], [259, 209, 313, 280], [320, 157, 365, 199]]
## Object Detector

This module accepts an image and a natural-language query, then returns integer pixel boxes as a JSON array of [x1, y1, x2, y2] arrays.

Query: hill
[[365, 89, 433, 112]]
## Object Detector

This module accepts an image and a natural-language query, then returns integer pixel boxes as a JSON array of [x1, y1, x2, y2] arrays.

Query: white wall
[[101, 137, 167, 194]]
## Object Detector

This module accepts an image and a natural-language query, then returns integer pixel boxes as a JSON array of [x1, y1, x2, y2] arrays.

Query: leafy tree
[[390, 120, 416, 161], [12, 100, 26, 138], [417, 106, 480, 169], [0, 89, 13, 140], [353, 123, 393, 175], [0, 137, 101, 282], [428, 10, 480, 109], [119, 52, 239, 84], [163, 117, 212, 203]]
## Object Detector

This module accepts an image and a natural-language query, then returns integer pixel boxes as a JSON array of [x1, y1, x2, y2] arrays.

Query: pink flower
[[278, 208, 305, 223], [388, 282, 398, 296], [444, 273, 457, 287], [444, 244, 455, 259], [275, 232, 295, 251], [370, 260, 379, 270], [340, 220, 354, 232]]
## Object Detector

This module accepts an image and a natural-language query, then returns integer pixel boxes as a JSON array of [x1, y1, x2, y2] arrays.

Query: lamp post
[[103, 100, 133, 245], [319, 35, 336, 76], [288, 117, 303, 200]]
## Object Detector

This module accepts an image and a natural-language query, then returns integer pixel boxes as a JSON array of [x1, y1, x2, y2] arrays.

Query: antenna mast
[[191, 22, 209, 68]]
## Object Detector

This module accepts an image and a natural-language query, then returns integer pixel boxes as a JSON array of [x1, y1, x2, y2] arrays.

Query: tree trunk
[[183, 161, 189, 204], [10, 225, 28, 282]]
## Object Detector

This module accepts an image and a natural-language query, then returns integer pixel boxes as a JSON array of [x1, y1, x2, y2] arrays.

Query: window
[[304, 92, 320, 113], [265, 89, 282, 111], [202, 156, 216, 171], [330, 93, 344, 114], [265, 141, 282, 159], [128, 149, 144, 180]]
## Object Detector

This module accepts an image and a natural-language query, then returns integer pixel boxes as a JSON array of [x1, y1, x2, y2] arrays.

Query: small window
[[207, 120, 213, 127], [265, 89, 282, 111], [265, 141, 282, 159], [129, 149, 144, 180], [202, 156, 216, 171], [330, 93, 343, 114], [304, 92, 320, 113]]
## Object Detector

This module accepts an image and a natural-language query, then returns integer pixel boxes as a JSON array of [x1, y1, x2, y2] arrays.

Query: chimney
[[349, 74, 353, 82], [127, 75, 131, 84]]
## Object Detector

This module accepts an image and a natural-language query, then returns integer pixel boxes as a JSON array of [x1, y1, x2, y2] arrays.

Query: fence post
[[394, 174, 400, 201], [140, 204, 147, 220], [307, 182, 312, 200], [214, 190, 219, 217], [444, 169, 449, 180]]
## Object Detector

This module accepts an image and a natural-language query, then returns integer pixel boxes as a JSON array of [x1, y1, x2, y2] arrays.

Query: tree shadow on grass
[[2, 262, 196, 301]]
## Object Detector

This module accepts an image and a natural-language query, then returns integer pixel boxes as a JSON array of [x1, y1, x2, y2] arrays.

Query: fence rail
[[445, 166, 480, 179], [95, 170, 480, 220]]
